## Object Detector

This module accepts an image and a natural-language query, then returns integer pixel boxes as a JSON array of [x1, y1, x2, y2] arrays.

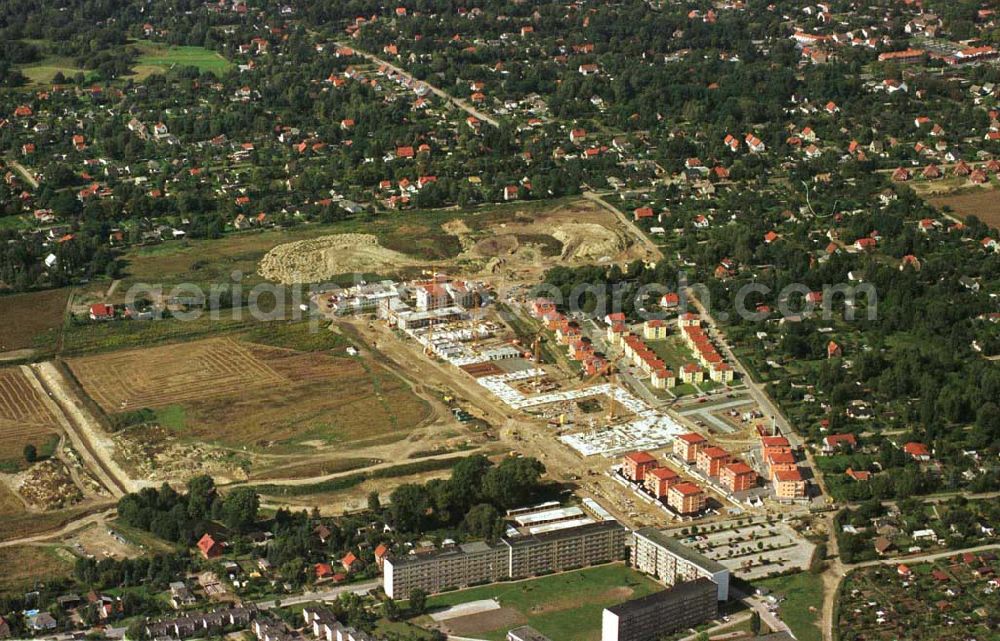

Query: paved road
[[683, 291, 828, 500], [339, 43, 499, 128], [255, 580, 381, 608]]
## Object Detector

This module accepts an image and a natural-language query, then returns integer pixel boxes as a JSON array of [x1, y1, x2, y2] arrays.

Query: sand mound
[[258, 234, 422, 284], [473, 234, 520, 256], [552, 223, 627, 261]]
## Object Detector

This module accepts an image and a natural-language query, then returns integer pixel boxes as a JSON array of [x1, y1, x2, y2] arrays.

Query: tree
[[186, 475, 217, 520], [382, 598, 399, 622], [408, 589, 427, 616], [750, 611, 762, 635], [388, 484, 430, 532], [481, 456, 546, 510], [23, 443, 37, 463], [367, 491, 381, 513], [222, 487, 260, 532], [462, 503, 503, 543]]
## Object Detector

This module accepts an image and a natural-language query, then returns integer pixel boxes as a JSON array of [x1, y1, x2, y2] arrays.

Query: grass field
[[422, 564, 663, 641], [16, 55, 91, 84], [757, 572, 824, 641], [0, 367, 61, 470], [67, 335, 431, 452], [133, 42, 232, 77], [0, 545, 73, 592], [0, 288, 70, 353]]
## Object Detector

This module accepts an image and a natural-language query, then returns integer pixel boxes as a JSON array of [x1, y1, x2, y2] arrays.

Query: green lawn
[[756, 572, 824, 641], [134, 42, 232, 76], [422, 564, 663, 641]]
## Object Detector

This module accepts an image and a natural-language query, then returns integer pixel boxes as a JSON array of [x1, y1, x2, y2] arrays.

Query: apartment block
[[643, 467, 679, 499], [696, 446, 729, 477], [383, 541, 507, 600], [673, 433, 706, 463], [666, 482, 705, 515], [720, 461, 757, 493], [622, 451, 658, 482], [774, 468, 807, 500], [629, 528, 730, 601], [384, 521, 627, 599], [602, 578, 718, 641]]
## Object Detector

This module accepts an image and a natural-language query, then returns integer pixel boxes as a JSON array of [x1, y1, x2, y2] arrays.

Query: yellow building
[[643, 319, 669, 340], [709, 362, 734, 384], [774, 468, 807, 499], [680, 363, 704, 384], [651, 368, 676, 390]]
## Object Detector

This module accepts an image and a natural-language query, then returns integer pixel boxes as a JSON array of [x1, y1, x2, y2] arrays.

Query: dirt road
[[581, 191, 664, 262], [23, 362, 136, 497], [338, 42, 500, 128], [7, 158, 39, 189], [0, 506, 115, 548]]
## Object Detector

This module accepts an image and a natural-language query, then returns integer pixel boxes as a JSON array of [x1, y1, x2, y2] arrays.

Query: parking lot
[[667, 517, 816, 580]]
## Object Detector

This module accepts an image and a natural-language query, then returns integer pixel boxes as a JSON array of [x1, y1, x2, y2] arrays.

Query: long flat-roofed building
[[383, 541, 507, 600], [629, 528, 729, 601], [384, 520, 627, 599], [601, 578, 718, 641]]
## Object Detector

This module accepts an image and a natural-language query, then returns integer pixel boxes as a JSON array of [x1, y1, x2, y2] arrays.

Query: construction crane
[[533, 335, 543, 389], [424, 320, 435, 356]]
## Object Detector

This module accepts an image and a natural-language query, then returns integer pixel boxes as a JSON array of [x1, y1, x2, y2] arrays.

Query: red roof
[[724, 462, 754, 475], [701, 446, 728, 459], [903, 442, 930, 458], [90, 303, 114, 318], [678, 433, 706, 444], [774, 468, 803, 482], [624, 451, 656, 465], [315, 562, 334, 578], [825, 433, 857, 448], [648, 467, 678, 480], [197, 534, 221, 557], [670, 482, 702, 496]]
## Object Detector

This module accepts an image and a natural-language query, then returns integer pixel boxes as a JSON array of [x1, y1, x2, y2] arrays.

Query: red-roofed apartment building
[[720, 461, 757, 493], [622, 451, 658, 482], [696, 446, 729, 477], [643, 467, 679, 499], [673, 433, 706, 463], [773, 468, 806, 499], [667, 482, 706, 514]]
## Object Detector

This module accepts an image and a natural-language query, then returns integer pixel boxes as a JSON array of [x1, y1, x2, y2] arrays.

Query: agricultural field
[[928, 187, 1000, 230], [419, 564, 663, 641], [0, 288, 70, 357], [0, 366, 60, 471], [66, 335, 433, 452], [837, 554, 1000, 641], [0, 545, 74, 592]]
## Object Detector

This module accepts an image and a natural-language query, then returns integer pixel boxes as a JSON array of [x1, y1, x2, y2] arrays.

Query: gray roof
[[606, 578, 715, 617], [504, 520, 624, 548], [634, 527, 727, 574]]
